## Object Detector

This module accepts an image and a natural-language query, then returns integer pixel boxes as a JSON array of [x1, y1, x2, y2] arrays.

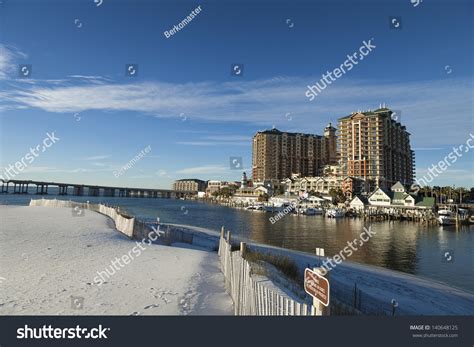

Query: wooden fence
[[218, 231, 315, 316], [29, 198, 135, 238]]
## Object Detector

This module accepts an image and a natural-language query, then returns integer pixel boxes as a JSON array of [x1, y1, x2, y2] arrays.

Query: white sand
[[0, 206, 233, 315]]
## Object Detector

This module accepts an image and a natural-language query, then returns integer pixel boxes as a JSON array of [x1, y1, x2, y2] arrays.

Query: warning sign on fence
[[304, 268, 330, 307]]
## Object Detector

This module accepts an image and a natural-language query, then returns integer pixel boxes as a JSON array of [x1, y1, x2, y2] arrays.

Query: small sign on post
[[304, 268, 330, 309]]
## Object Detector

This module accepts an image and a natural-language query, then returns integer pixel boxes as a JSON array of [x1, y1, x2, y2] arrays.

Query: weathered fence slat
[[217, 233, 311, 316]]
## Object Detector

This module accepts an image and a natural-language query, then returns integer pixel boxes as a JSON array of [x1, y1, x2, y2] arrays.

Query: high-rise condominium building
[[337, 107, 415, 191], [252, 124, 337, 181]]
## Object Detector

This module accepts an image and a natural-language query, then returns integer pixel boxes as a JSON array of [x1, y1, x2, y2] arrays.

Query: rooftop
[[255, 127, 322, 138]]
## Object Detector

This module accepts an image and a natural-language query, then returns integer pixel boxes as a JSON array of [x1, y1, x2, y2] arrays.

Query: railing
[[218, 231, 314, 316]]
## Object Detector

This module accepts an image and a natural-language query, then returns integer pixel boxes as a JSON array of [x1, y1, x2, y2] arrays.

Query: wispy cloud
[[15, 166, 111, 174], [0, 44, 27, 79], [176, 141, 249, 146], [82, 155, 111, 161], [176, 164, 251, 176], [176, 165, 230, 175], [176, 134, 251, 147], [1, 63, 471, 147]]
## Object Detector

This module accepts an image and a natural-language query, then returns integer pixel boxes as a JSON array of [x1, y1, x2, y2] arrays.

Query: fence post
[[315, 247, 325, 256], [240, 242, 247, 258], [353, 282, 358, 308], [218, 226, 225, 256], [391, 299, 398, 316], [312, 267, 331, 316], [226, 230, 231, 245]]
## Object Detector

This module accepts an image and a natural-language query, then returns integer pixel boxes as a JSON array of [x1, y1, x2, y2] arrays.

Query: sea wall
[[162, 224, 474, 316]]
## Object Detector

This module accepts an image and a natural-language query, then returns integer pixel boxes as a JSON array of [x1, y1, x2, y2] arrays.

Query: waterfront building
[[231, 172, 268, 203], [349, 195, 369, 212], [232, 186, 268, 204], [252, 124, 337, 182], [415, 197, 435, 209], [206, 180, 228, 195], [367, 181, 432, 208], [341, 177, 368, 200], [172, 179, 207, 193], [391, 181, 415, 207], [253, 179, 275, 196], [368, 188, 392, 206], [338, 107, 415, 192], [283, 175, 342, 196]]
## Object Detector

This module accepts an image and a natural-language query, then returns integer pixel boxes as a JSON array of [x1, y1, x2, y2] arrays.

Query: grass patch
[[244, 249, 300, 282]]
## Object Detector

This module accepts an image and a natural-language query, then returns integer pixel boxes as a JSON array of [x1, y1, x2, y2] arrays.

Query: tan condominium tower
[[252, 124, 337, 181], [337, 107, 415, 191]]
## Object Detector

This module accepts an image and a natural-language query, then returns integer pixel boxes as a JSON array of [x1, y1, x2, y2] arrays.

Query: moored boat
[[437, 209, 456, 225], [326, 208, 345, 218], [304, 207, 324, 215]]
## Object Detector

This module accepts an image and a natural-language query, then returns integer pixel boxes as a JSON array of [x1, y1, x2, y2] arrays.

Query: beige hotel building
[[252, 124, 337, 182], [337, 107, 415, 192]]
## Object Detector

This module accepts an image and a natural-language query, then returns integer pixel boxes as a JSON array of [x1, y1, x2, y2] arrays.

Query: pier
[[0, 179, 192, 199]]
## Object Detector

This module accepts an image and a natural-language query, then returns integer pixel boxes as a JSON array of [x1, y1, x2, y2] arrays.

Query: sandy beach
[[0, 205, 233, 315]]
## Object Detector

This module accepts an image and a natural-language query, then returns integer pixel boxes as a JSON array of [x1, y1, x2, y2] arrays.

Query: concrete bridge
[[0, 179, 192, 199]]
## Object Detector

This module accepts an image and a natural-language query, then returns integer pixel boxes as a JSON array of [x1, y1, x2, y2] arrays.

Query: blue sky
[[0, 0, 472, 188]]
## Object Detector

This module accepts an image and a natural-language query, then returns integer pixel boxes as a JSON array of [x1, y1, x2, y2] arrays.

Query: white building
[[368, 182, 417, 207], [349, 196, 368, 211], [368, 188, 392, 206], [284, 176, 342, 195]]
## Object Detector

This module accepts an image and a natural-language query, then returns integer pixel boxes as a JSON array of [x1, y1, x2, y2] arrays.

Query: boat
[[326, 208, 345, 218], [304, 207, 324, 215], [265, 202, 293, 213], [437, 209, 456, 225]]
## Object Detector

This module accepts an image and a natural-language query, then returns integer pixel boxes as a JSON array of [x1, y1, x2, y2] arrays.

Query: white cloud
[[176, 165, 230, 175], [176, 141, 249, 146], [82, 155, 111, 161], [1, 72, 471, 147], [0, 44, 27, 79], [176, 164, 251, 176]]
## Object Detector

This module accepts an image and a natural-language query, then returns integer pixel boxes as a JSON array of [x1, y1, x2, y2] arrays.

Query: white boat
[[265, 202, 293, 213], [304, 207, 324, 215], [326, 208, 345, 218], [437, 209, 456, 225]]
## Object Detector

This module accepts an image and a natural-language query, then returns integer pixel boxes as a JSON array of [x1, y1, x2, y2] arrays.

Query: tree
[[258, 193, 269, 202], [329, 188, 346, 204]]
